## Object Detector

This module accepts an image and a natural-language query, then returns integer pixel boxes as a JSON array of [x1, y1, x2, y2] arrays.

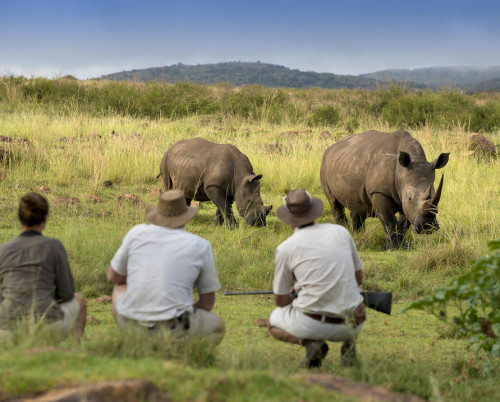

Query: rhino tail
[[156, 173, 161, 179]]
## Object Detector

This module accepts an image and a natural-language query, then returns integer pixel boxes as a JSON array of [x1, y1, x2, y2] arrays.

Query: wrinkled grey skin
[[320, 130, 449, 250], [159, 138, 272, 227]]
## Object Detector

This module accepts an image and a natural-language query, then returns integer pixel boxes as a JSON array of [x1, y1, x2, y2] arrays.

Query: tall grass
[[0, 85, 499, 400]]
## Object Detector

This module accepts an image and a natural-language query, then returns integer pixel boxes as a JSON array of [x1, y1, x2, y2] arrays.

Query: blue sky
[[1, 0, 499, 79]]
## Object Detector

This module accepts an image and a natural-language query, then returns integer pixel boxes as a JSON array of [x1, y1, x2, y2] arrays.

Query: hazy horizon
[[2, 0, 500, 79]]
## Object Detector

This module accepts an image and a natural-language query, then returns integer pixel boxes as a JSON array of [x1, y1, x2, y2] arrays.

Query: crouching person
[[107, 190, 225, 345], [0, 193, 87, 343], [268, 189, 365, 368]]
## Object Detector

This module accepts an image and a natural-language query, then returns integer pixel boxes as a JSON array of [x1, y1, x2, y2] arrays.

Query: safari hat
[[276, 189, 324, 227], [145, 189, 198, 228]]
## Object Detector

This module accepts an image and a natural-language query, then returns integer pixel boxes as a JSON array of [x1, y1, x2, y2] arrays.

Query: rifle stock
[[223, 290, 392, 315]]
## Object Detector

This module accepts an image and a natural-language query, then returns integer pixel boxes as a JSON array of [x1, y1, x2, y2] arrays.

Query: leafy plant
[[403, 240, 500, 371]]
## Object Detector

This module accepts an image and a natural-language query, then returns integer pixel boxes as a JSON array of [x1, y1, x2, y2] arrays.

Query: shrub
[[403, 240, 500, 372], [307, 105, 340, 126]]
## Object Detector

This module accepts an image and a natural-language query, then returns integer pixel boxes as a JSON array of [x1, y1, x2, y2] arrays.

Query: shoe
[[340, 341, 357, 367], [300, 340, 329, 369]]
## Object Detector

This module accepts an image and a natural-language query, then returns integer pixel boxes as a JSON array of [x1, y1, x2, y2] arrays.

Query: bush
[[307, 105, 340, 126], [403, 240, 500, 372]]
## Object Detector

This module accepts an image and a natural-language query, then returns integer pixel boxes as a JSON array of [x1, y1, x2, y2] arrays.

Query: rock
[[85, 194, 102, 202], [320, 130, 333, 139], [150, 187, 162, 198], [468, 133, 497, 158], [59, 137, 76, 143], [116, 194, 144, 206], [129, 133, 142, 139], [0, 135, 13, 142], [103, 180, 113, 187], [38, 186, 51, 193], [14, 138, 30, 145], [23, 379, 165, 402], [54, 196, 80, 206], [96, 295, 112, 303], [191, 201, 201, 208]]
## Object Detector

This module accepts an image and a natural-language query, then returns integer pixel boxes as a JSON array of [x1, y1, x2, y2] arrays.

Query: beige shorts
[[47, 298, 81, 335], [117, 308, 223, 339], [269, 304, 362, 342], [0, 298, 80, 343]]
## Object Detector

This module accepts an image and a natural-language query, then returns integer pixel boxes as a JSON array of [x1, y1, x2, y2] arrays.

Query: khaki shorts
[[117, 308, 223, 339], [269, 304, 362, 342], [47, 298, 81, 335], [0, 298, 80, 342]]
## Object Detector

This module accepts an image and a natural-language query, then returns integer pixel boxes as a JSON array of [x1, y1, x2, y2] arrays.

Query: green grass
[[0, 107, 499, 400]]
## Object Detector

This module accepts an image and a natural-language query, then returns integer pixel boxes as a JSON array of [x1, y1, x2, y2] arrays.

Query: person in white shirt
[[107, 189, 225, 344], [268, 189, 365, 368]]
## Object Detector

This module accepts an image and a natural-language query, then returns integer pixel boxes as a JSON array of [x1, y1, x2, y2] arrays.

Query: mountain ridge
[[99, 62, 500, 91]]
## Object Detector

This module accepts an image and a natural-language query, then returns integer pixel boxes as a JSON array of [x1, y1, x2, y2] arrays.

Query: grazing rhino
[[320, 130, 449, 250], [159, 138, 272, 227]]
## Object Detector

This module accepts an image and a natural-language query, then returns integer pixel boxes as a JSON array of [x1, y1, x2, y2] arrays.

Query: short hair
[[18, 192, 49, 226]]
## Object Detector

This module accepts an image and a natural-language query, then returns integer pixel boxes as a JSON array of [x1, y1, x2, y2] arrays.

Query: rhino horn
[[431, 174, 444, 207], [423, 182, 432, 201]]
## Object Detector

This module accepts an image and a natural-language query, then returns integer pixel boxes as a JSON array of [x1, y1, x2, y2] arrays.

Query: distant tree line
[[1, 76, 499, 132]]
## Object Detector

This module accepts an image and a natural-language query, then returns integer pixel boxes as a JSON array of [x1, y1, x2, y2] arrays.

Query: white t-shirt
[[273, 223, 364, 317], [110, 224, 221, 323]]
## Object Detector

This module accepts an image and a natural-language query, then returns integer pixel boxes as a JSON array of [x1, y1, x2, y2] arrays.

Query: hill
[[361, 66, 500, 91], [100, 61, 423, 90]]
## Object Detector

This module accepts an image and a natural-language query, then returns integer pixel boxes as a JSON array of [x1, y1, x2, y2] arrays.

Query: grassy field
[[0, 103, 499, 400]]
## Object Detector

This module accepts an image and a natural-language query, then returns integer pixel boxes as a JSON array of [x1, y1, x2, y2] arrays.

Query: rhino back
[[163, 138, 252, 200], [321, 130, 424, 214]]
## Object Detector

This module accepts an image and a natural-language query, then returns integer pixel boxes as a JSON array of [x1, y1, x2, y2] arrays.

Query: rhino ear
[[399, 152, 411, 168], [247, 174, 263, 182], [430, 153, 449, 170]]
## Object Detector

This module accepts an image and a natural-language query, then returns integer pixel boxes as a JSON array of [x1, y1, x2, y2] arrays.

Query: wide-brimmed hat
[[145, 189, 198, 228], [276, 189, 324, 227]]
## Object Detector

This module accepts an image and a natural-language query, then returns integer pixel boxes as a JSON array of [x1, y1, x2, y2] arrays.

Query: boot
[[340, 341, 357, 367], [300, 340, 329, 369]]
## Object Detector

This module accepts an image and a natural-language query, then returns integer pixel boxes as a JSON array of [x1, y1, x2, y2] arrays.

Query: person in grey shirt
[[0, 192, 87, 342]]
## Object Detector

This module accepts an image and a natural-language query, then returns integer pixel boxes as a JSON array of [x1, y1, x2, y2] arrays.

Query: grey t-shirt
[[0, 231, 76, 329]]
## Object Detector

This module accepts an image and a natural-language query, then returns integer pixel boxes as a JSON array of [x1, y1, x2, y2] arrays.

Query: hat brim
[[276, 197, 324, 227], [145, 204, 199, 228]]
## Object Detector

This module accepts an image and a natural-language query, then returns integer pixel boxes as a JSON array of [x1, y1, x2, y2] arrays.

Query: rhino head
[[398, 151, 449, 234], [235, 174, 273, 227]]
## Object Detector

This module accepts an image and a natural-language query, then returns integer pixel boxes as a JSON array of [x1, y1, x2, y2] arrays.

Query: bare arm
[[355, 269, 363, 288], [193, 292, 215, 311], [274, 293, 295, 307], [107, 265, 127, 285]]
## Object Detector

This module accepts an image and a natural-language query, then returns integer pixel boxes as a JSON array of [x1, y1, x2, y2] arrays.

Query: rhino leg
[[372, 194, 408, 250], [396, 214, 410, 246], [350, 212, 366, 232], [205, 186, 238, 228], [328, 197, 348, 226]]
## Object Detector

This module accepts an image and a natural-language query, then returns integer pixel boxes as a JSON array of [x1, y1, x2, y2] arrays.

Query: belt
[[304, 312, 345, 324]]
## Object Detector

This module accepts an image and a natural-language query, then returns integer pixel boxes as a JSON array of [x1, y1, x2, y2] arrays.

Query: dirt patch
[[300, 373, 425, 402]]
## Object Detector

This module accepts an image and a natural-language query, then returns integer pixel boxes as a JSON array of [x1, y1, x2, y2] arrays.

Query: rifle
[[224, 290, 392, 315]]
